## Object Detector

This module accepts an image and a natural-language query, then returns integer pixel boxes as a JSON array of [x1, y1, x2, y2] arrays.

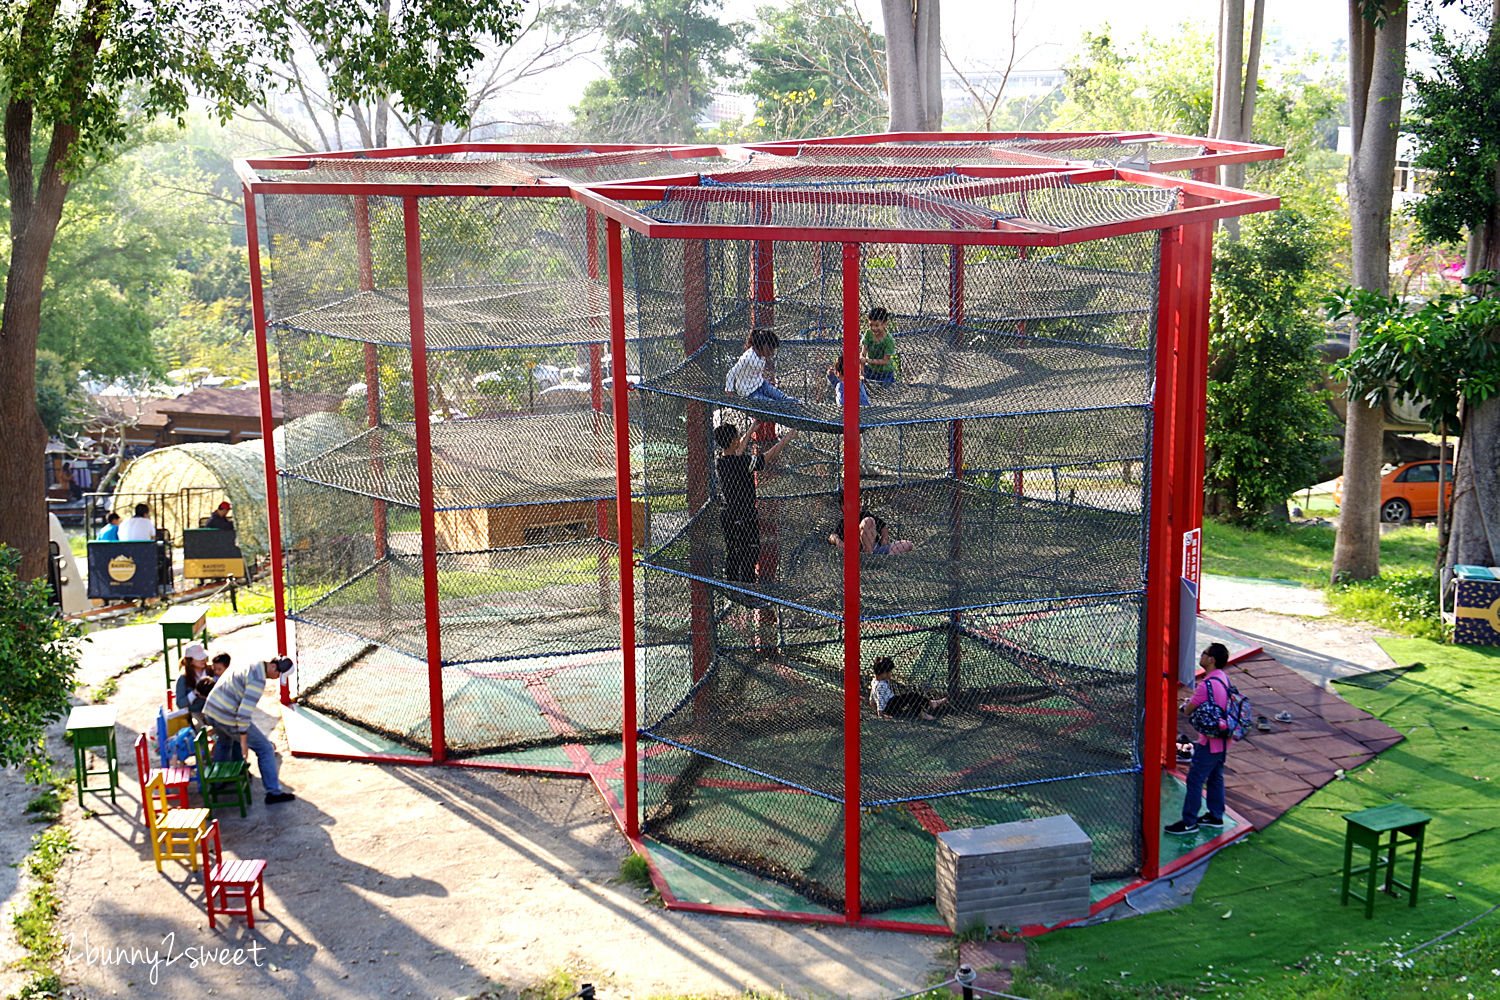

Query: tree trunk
[[1210, 0, 1264, 240], [1332, 1, 1407, 583], [882, 0, 942, 131]]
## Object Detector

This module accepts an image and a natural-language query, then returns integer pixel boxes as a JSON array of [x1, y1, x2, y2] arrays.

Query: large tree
[[1330, 0, 1408, 583], [1405, 0, 1500, 579], [571, 0, 744, 143], [0, 0, 526, 581], [742, 0, 887, 139], [880, 0, 941, 131]]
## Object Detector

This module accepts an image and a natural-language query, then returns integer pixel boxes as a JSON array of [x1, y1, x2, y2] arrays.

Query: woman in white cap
[[175, 641, 212, 723]]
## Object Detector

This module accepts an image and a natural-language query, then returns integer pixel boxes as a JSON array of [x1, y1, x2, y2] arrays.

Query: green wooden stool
[[159, 606, 207, 691], [1341, 803, 1431, 918], [65, 705, 119, 808]]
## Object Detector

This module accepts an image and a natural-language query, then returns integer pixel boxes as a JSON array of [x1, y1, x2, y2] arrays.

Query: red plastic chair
[[133, 732, 192, 813], [200, 819, 267, 929]]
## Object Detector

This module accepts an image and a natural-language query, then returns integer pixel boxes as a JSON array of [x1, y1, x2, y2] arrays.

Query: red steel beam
[[841, 242, 863, 923], [606, 218, 640, 839], [403, 196, 447, 764], [242, 186, 290, 695], [1142, 225, 1185, 880]]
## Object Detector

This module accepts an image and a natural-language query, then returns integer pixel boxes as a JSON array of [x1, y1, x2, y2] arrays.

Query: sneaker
[[1164, 820, 1200, 836], [266, 791, 297, 804], [1275, 711, 1294, 723], [1198, 813, 1226, 828]]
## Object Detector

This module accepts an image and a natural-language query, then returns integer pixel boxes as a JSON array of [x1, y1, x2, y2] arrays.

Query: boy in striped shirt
[[203, 656, 296, 804]]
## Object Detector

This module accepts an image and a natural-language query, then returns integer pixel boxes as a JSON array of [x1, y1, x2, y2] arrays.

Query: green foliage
[[23, 787, 61, 823], [32, 350, 84, 438], [571, 0, 745, 142], [12, 826, 76, 977], [1206, 210, 1338, 521], [1328, 567, 1449, 640], [741, 0, 887, 139], [1329, 272, 1500, 435], [1055, 26, 1214, 134], [1406, 14, 1500, 246], [1247, 67, 1347, 220], [618, 852, 652, 888], [0, 546, 84, 784]]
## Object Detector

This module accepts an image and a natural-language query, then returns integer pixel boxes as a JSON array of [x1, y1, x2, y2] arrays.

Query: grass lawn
[[1201, 519, 1449, 640], [1020, 639, 1500, 998]]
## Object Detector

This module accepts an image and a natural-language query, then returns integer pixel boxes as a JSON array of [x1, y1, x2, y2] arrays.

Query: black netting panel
[[262, 193, 624, 350], [262, 187, 641, 756], [638, 603, 1144, 911], [628, 231, 1158, 432]]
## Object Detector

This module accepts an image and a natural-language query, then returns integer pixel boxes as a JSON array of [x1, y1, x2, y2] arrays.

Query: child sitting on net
[[725, 328, 800, 405], [825, 354, 869, 406], [828, 508, 914, 555], [869, 656, 947, 721]]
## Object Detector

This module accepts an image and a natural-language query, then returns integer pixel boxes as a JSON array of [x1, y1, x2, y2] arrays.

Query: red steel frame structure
[[238, 131, 1280, 929]]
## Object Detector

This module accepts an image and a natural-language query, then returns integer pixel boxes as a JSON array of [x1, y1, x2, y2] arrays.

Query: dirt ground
[[0, 617, 949, 1000]]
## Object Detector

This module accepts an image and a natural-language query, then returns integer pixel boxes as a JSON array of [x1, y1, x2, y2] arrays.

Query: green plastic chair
[[193, 728, 252, 818]]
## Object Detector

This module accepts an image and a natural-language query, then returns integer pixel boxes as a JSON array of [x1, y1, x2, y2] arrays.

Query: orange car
[[1332, 460, 1455, 523]]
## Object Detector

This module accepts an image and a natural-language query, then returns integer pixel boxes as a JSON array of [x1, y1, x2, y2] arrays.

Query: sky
[[501, 0, 1359, 120]]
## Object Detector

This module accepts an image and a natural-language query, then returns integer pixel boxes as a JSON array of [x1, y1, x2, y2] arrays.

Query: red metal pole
[[683, 238, 713, 693], [841, 242, 863, 923], [750, 215, 779, 649], [403, 196, 446, 763], [1142, 226, 1184, 879], [242, 186, 290, 702], [354, 194, 391, 637], [607, 219, 640, 839]]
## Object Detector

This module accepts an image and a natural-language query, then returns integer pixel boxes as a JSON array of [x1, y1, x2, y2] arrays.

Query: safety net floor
[[756, 137, 1208, 169], [269, 280, 631, 350], [292, 623, 628, 756], [291, 537, 631, 666], [280, 412, 646, 508], [635, 331, 1150, 433], [637, 478, 1145, 619]]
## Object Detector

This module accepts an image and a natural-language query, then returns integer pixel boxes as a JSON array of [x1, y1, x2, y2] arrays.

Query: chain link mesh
[[261, 187, 637, 756]]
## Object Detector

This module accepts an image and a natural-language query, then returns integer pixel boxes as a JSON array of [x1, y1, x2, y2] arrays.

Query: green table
[[159, 606, 207, 691], [65, 705, 119, 808], [1341, 802, 1432, 918]]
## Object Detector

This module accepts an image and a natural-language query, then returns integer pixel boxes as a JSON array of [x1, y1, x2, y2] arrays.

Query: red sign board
[[1182, 528, 1201, 586]]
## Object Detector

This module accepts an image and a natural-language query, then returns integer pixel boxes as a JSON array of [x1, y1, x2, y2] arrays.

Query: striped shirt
[[203, 660, 270, 735]]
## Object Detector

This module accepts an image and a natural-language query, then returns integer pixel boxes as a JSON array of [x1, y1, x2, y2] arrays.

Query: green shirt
[[864, 330, 896, 371]]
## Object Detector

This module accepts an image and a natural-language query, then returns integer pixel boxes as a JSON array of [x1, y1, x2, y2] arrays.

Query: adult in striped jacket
[[203, 656, 297, 804]]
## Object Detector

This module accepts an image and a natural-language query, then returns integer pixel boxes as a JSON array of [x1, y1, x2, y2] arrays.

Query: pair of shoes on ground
[[266, 791, 296, 804], [1164, 813, 1227, 836]]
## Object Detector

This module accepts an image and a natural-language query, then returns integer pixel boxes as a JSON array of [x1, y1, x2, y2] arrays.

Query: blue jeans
[[865, 367, 895, 385], [827, 371, 869, 405], [1181, 743, 1226, 823], [748, 381, 798, 405], [213, 723, 283, 794]]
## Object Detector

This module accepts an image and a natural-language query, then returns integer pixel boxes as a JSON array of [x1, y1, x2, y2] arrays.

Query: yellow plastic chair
[[143, 774, 209, 872]]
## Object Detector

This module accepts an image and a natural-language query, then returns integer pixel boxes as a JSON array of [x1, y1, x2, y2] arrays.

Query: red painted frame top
[[235, 131, 1282, 248]]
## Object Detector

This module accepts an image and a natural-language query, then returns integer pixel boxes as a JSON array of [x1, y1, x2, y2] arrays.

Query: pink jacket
[[1189, 668, 1231, 753]]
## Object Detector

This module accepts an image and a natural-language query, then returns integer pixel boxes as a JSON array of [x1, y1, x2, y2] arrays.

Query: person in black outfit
[[714, 420, 796, 584], [206, 501, 235, 531]]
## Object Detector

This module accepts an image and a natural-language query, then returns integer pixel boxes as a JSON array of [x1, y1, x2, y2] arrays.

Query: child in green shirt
[[863, 306, 896, 385]]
